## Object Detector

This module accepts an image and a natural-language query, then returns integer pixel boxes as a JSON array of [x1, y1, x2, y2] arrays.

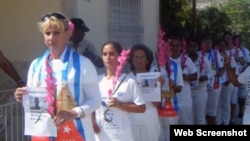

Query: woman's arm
[[108, 98, 146, 113], [91, 112, 100, 133]]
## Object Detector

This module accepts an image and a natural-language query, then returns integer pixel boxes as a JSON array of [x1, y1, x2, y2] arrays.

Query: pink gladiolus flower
[[157, 26, 173, 76], [108, 89, 112, 98], [108, 49, 130, 97]]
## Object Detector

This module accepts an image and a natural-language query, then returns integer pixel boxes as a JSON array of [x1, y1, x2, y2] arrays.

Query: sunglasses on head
[[41, 12, 67, 22]]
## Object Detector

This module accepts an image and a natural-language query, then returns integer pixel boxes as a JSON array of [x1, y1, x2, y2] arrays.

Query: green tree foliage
[[220, 0, 250, 47], [196, 7, 231, 42], [160, 0, 191, 38]]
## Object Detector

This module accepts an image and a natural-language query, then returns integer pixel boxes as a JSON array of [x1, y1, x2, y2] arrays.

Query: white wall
[[74, 0, 108, 56], [74, 0, 159, 56], [143, 0, 159, 54]]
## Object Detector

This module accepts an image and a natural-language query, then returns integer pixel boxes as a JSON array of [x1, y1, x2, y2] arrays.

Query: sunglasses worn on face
[[41, 13, 67, 22]]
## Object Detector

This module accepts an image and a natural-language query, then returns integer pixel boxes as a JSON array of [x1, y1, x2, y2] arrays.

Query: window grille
[[108, 0, 143, 48]]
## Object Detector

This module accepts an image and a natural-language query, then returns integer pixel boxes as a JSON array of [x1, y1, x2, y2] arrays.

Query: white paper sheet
[[22, 87, 57, 137], [136, 72, 161, 102]]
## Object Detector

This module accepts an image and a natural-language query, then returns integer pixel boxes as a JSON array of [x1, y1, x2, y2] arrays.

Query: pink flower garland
[[45, 54, 57, 117], [234, 37, 240, 57], [108, 49, 130, 98], [235, 37, 240, 48], [214, 47, 218, 67], [181, 37, 187, 69], [200, 42, 206, 71]]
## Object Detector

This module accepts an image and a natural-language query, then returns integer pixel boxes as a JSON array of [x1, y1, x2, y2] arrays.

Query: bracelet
[[79, 107, 85, 118]]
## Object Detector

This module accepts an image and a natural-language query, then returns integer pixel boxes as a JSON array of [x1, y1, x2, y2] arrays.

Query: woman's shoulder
[[122, 73, 137, 84]]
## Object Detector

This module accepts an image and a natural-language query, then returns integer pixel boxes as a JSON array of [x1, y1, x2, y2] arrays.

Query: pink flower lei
[[200, 42, 206, 71], [45, 53, 57, 117], [181, 37, 187, 69], [108, 49, 130, 98], [234, 37, 240, 57], [214, 46, 218, 66]]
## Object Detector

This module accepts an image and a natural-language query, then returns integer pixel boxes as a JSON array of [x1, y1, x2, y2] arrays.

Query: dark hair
[[170, 35, 182, 42], [101, 41, 123, 55], [187, 37, 201, 50], [41, 12, 67, 22], [202, 33, 213, 41], [216, 39, 228, 47], [223, 31, 233, 39], [128, 44, 153, 71], [233, 34, 242, 41]]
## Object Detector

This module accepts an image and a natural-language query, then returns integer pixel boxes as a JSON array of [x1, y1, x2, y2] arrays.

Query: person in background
[[216, 39, 237, 125], [224, 53, 250, 125], [223, 31, 243, 124], [127, 44, 161, 141], [69, 18, 104, 73], [203, 34, 224, 125], [0, 50, 26, 87], [186, 38, 213, 125], [233, 34, 250, 120], [14, 12, 101, 141], [151, 40, 184, 141], [170, 36, 197, 125], [91, 41, 146, 141]]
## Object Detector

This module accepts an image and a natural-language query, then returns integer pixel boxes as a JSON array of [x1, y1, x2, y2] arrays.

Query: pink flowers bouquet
[[156, 26, 172, 75], [108, 49, 130, 98]]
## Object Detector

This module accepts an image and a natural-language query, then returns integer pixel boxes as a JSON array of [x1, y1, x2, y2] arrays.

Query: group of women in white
[[14, 12, 249, 141], [92, 32, 250, 141]]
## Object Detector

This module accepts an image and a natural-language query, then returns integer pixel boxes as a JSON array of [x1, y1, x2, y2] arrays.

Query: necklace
[[45, 54, 57, 117]]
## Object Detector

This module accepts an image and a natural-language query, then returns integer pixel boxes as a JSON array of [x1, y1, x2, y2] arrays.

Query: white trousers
[[217, 83, 234, 125], [206, 86, 221, 116], [191, 87, 208, 124], [159, 117, 178, 141]]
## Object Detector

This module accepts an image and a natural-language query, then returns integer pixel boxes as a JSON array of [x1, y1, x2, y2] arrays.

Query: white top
[[72, 39, 98, 56], [171, 55, 197, 106], [27, 46, 101, 141], [190, 54, 214, 90], [205, 49, 224, 87], [238, 66, 250, 125], [237, 47, 250, 73], [238, 66, 250, 84], [95, 73, 145, 141], [128, 72, 160, 124], [226, 47, 242, 74]]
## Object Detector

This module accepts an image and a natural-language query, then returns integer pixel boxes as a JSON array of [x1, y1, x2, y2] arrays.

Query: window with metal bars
[[108, 0, 144, 48]]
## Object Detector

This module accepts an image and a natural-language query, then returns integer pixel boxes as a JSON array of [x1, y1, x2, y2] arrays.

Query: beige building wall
[[0, 0, 74, 62], [0, 0, 74, 89], [0, 0, 159, 89]]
